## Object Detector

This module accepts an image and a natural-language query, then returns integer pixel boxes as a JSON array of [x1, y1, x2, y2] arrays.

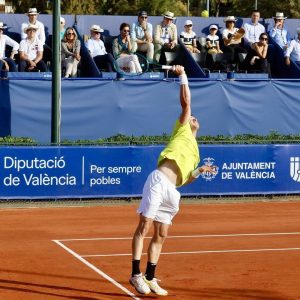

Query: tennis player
[[129, 65, 215, 296]]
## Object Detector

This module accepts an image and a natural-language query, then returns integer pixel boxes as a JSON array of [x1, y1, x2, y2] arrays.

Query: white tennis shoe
[[129, 273, 151, 294], [143, 276, 168, 296]]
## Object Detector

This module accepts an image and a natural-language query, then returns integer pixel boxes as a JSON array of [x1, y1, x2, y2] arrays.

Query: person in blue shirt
[[131, 11, 154, 61], [268, 12, 291, 50]]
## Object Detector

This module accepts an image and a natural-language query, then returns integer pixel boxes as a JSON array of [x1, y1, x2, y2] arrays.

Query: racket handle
[[161, 65, 175, 70]]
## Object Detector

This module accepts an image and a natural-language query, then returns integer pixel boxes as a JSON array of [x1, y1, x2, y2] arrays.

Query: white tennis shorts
[[137, 169, 181, 225]]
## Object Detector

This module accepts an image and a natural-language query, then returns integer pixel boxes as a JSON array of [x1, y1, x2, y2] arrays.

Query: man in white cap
[[268, 12, 291, 49], [0, 21, 19, 72], [243, 10, 266, 50], [180, 20, 200, 53], [131, 11, 154, 61], [19, 24, 47, 72], [154, 11, 178, 63], [21, 8, 46, 45], [285, 28, 300, 67], [85, 24, 114, 72]]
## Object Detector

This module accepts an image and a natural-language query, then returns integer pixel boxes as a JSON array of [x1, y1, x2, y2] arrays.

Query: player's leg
[[130, 170, 164, 294], [143, 221, 169, 296], [132, 214, 153, 268], [130, 214, 153, 294]]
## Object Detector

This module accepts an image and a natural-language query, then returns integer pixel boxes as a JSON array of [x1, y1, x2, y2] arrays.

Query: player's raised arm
[[173, 65, 191, 124]]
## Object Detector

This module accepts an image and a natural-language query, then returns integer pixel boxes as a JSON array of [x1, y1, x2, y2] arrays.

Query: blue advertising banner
[[0, 145, 300, 199]]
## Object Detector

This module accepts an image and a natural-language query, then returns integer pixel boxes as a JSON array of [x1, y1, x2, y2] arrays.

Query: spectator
[[243, 10, 266, 50], [222, 16, 247, 66], [243, 33, 269, 73], [61, 27, 81, 78], [268, 12, 291, 50], [285, 28, 300, 67], [0, 21, 19, 72], [19, 24, 47, 72], [112, 23, 142, 74], [21, 8, 46, 45], [206, 24, 222, 54], [85, 24, 114, 72], [60, 17, 66, 40], [131, 11, 154, 61], [154, 11, 178, 63], [180, 20, 200, 53]]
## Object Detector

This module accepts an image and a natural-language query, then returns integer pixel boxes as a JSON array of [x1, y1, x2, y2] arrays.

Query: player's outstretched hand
[[199, 165, 217, 174], [172, 65, 185, 76], [192, 165, 217, 179]]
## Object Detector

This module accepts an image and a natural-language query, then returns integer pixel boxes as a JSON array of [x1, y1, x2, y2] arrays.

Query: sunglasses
[[260, 37, 268, 41], [67, 32, 74, 35], [186, 24, 193, 27]]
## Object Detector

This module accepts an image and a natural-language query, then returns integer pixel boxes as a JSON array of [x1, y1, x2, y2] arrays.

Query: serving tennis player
[[129, 65, 215, 296]]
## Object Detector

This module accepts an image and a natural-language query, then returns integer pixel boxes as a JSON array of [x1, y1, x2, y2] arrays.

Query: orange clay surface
[[0, 201, 300, 300]]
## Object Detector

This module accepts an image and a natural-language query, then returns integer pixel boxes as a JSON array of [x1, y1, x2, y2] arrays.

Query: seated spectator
[[85, 24, 114, 72], [19, 24, 47, 72], [222, 16, 247, 66], [61, 27, 81, 78], [206, 24, 222, 54], [112, 23, 142, 74], [131, 11, 154, 61], [21, 8, 45, 45], [243, 33, 268, 73], [154, 11, 178, 63], [180, 20, 200, 53], [60, 17, 66, 40], [0, 21, 19, 72], [243, 10, 266, 50], [268, 12, 291, 50], [285, 28, 300, 67]]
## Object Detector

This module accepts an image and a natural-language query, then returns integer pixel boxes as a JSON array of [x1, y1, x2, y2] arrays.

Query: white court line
[[58, 231, 300, 242], [54, 232, 300, 298], [52, 240, 141, 300], [81, 247, 300, 258]]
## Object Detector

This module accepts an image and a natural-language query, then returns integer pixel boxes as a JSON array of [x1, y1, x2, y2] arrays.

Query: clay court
[[0, 199, 300, 300]]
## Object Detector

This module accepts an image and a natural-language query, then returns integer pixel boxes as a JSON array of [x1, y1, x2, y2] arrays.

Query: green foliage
[[10, 0, 300, 17], [0, 136, 37, 145], [2, 131, 300, 146]]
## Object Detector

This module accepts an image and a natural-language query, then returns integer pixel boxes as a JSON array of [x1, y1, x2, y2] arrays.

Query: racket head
[[113, 52, 149, 77]]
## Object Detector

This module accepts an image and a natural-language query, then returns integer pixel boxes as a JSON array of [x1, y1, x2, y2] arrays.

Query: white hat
[[26, 7, 39, 15], [90, 24, 104, 33], [185, 20, 193, 26], [162, 11, 175, 20], [209, 24, 218, 31], [297, 28, 300, 34], [60, 17, 65, 24], [273, 12, 287, 19], [0, 22, 7, 29], [23, 24, 38, 33], [224, 16, 237, 22]]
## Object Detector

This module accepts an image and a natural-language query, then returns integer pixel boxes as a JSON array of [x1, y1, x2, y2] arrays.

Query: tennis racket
[[113, 52, 175, 77]]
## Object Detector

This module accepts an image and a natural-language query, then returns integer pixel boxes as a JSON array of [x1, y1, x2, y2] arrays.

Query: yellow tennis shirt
[[158, 119, 200, 187]]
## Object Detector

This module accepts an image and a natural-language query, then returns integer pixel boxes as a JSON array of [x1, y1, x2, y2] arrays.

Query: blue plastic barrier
[[1, 144, 300, 199]]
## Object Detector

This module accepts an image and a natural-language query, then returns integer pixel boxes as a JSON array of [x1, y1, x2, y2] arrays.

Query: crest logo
[[200, 157, 219, 181], [290, 157, 300, 182]]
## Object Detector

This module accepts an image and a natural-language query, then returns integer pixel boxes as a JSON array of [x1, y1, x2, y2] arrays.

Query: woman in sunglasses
[[243, 33, 269, 73], [112, 23, 142, 74], [61, 27, 81, 78]]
